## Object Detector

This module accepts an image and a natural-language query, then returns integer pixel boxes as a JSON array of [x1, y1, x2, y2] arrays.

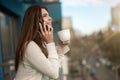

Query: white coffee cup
[[57, 29, 70, 42]]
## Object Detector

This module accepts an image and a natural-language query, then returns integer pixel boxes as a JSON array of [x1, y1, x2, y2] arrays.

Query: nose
[[48, 16, 52, 22]]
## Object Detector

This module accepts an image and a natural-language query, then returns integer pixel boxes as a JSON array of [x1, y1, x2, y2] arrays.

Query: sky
[[60, 0, 120, 35]]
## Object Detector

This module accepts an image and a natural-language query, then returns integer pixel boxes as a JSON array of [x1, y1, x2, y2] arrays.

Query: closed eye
[[42, 13, 50, 18]]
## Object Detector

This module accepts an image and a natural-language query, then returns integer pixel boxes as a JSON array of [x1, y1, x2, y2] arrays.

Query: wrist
[[46, 41, 53, 44]]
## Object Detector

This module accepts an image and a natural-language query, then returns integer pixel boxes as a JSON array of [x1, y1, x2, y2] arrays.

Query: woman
[[14, 5, 70, 80]]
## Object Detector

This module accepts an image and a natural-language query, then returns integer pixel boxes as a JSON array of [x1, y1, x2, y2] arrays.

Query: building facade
[[112, 3, 120, 31]]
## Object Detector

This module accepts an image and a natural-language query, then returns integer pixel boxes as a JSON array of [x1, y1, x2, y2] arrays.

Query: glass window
[[0, 11, 18, 79]]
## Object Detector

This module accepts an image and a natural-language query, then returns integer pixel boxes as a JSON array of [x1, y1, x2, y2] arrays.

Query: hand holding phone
[[39, 20, 48, 32]]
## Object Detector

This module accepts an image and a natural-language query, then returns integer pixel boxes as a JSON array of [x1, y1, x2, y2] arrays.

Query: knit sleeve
[[56, 45, 70, 68], [24, 41, 60, 79]]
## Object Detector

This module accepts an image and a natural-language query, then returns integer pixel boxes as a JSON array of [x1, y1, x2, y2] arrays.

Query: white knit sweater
[[14, 41, 70, 80]]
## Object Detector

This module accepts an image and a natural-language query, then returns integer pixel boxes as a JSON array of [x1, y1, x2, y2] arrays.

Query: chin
[[48, 23, 52, 26]]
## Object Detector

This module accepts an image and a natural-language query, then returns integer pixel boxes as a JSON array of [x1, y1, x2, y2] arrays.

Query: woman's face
[[41, 8, 52, 26]]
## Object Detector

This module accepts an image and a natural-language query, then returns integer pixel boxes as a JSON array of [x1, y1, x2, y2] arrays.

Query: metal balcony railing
[[0, 61, 15, 80]]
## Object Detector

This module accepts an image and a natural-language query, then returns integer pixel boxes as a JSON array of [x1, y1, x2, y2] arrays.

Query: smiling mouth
[[46, 22, 52, 25]]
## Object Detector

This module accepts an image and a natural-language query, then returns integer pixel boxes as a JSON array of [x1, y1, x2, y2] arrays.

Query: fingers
[[43, 22, 47, 32], [51, 27, 53, 32], [43, 22, 52, 32], [39, 23, 44, 35], [45, 23, 53, 33], [59, 40, 70, 47], [38, 22, 53, 43], [39, 22, 53, 35], [60, 40, 70, 44], [64, 40, 70, 43], [48, 25, 51, 31]]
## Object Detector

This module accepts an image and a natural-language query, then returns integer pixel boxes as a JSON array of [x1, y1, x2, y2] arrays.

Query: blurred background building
[[60, 2, 120, 80], [112, 3, 120, 31], [61, 17, 75, 80]]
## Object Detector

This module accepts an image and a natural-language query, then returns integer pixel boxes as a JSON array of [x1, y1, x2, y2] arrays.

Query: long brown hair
[[15, 5, 49, 72]]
